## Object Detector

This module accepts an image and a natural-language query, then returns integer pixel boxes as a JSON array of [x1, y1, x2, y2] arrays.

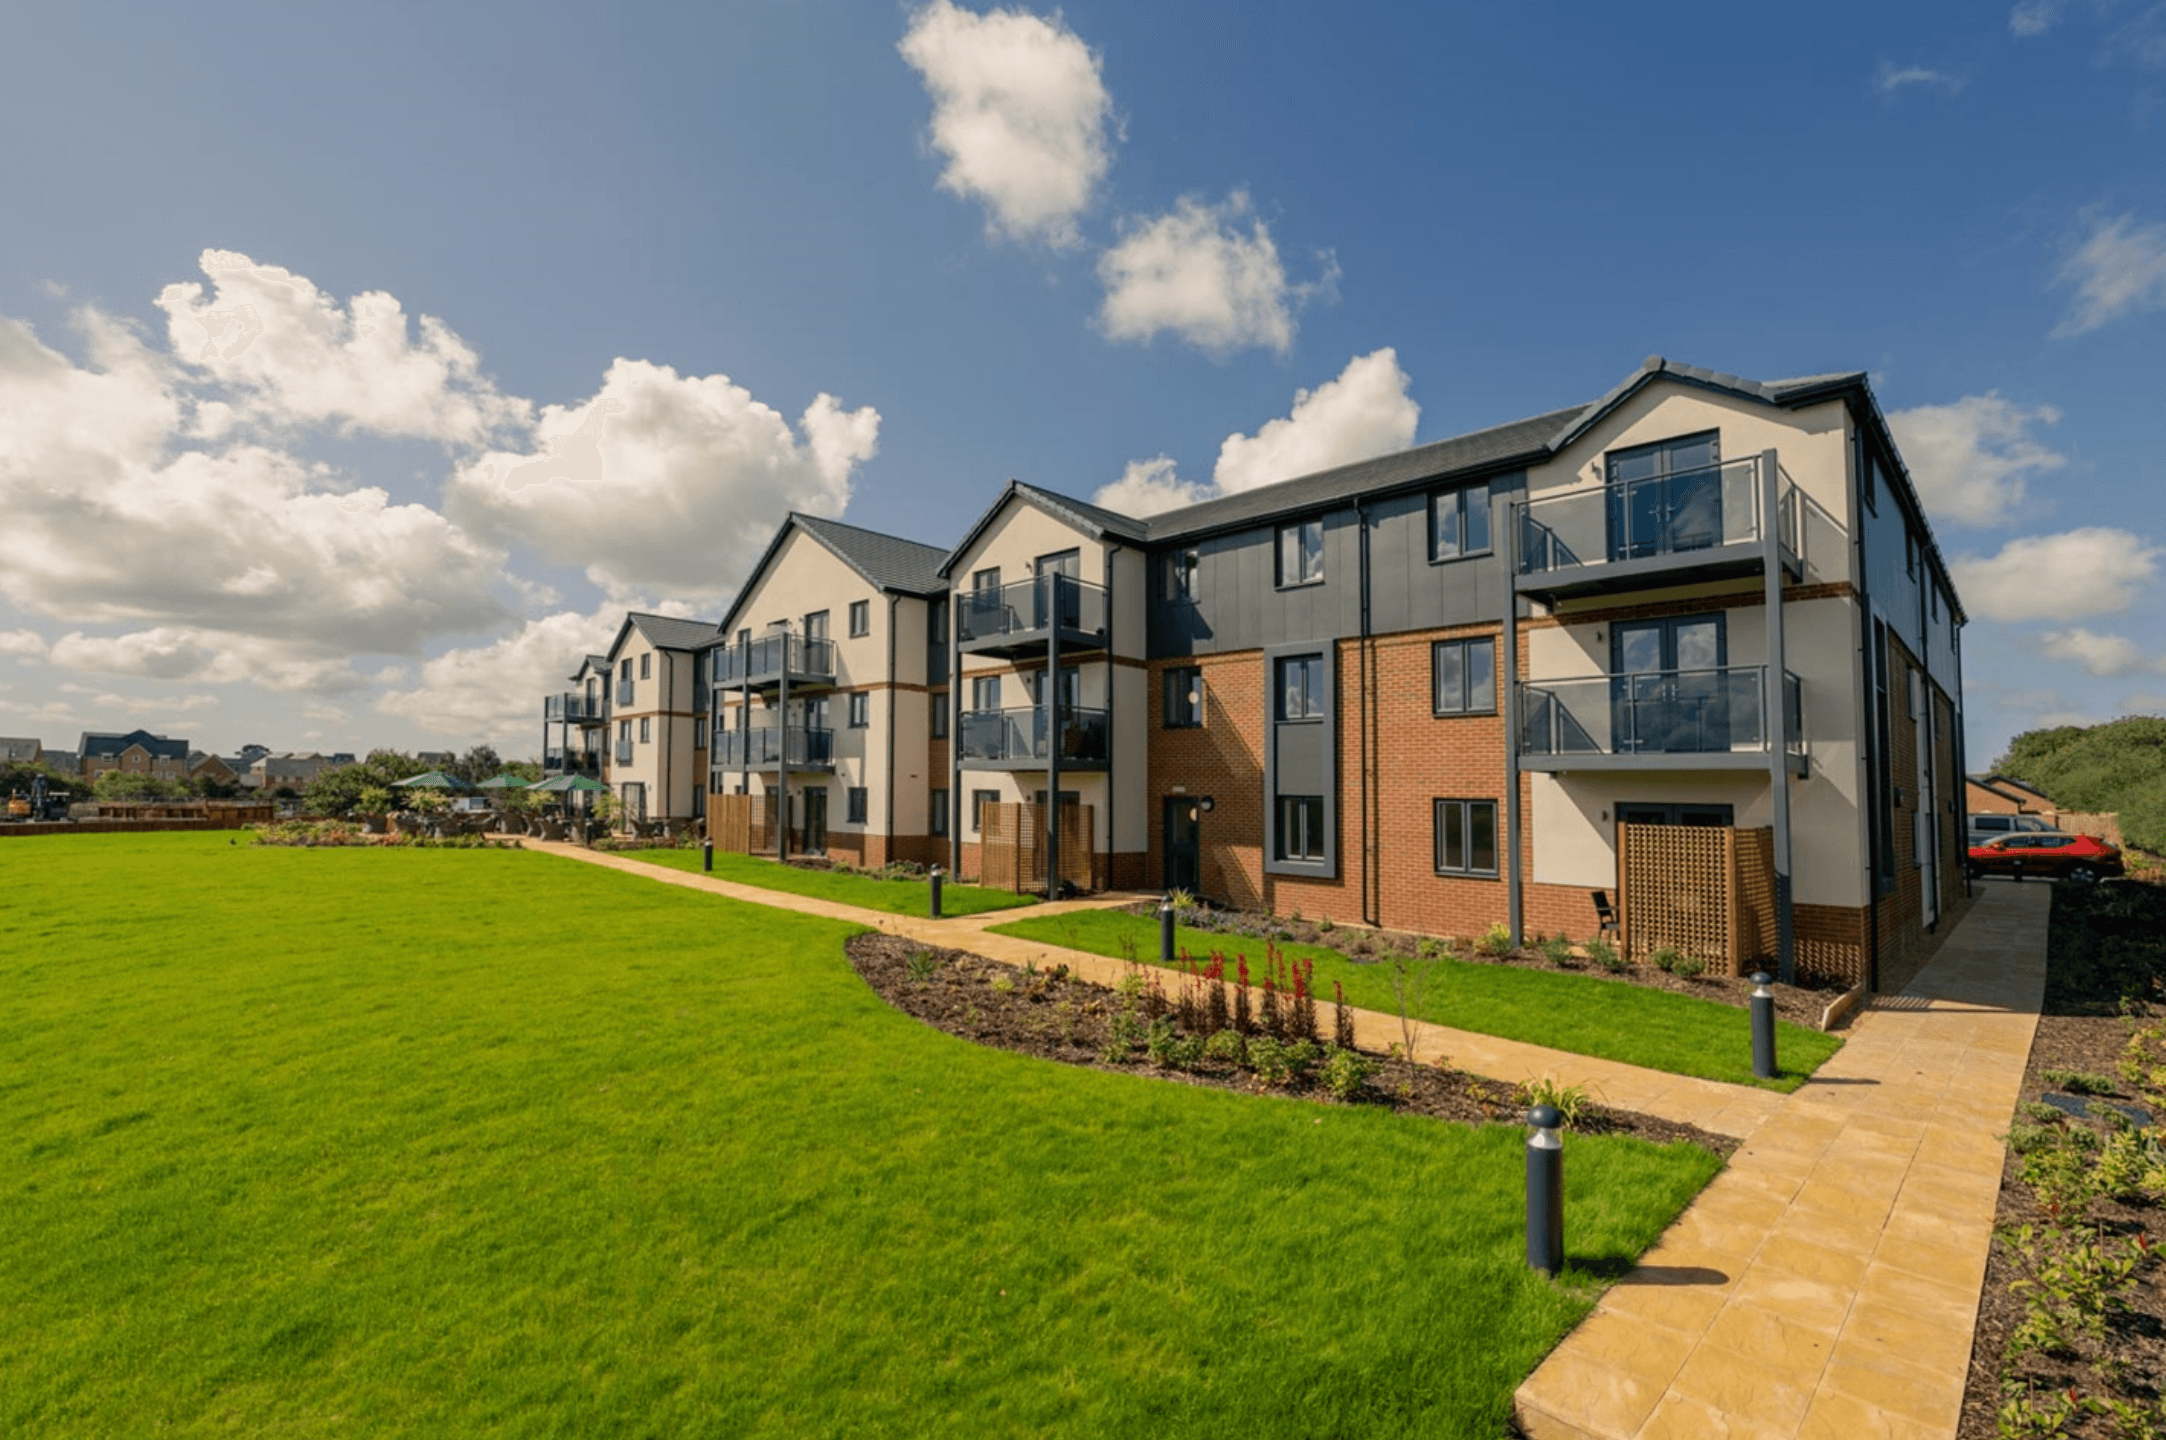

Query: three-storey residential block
[[599, 613, 719, 825], [542, 653, 610, 778]]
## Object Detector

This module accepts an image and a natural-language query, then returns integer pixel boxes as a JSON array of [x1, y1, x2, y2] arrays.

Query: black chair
[[1591, 890, 1620, 940]]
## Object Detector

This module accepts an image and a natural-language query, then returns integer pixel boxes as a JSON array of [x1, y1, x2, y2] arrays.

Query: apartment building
[[597, 613, 719, 824], [709, 514, 948, 865], [541, 653, 610, 778], [546, 357, 1963, 987], [77, 730, 192, 781]]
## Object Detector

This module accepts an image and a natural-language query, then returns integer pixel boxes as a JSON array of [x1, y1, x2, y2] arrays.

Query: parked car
[[1966, 832, 2124, 883], [1967, 812, 2057, 848]]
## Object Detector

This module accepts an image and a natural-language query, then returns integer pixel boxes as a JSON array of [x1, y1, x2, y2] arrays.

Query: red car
[[1966, 832, 2124, 883]]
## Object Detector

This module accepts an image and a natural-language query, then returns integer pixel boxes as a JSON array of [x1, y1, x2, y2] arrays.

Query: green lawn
[[990, 910, 1841, 1092], [2, 834, 1721, 1438], [625, 845, 1035, 917]]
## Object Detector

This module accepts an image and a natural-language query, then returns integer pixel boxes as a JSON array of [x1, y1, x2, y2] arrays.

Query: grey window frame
[[931, 693, 949, 739], [1163, 665, 1203, 728], [1432, 637, 1498, 715], [640, 652, 651, 680], [1165, 550, 1199, 602], [930, 788, 949, 836], [1275, 796, 1325, 862], [1277, 520, 1324, 588], [846, 786, 868, 825], [970, 675, 1001, 711], [639, 717, 651, 744], [1433, 799, 1500, 878], [971, 788, 998, 832], [847, 692, 870, 728], [1430, 481, 1492, 562], [848, 600, 870, 637], [1278, 655, 1326, 721]]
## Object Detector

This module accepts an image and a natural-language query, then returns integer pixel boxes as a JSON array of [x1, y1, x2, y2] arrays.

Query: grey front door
[[1613, 614, 1728, 752], [1164, 797, 1201, 893]]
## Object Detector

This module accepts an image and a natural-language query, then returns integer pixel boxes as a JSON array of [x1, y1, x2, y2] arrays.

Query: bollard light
[[930, 865, 945, 919], [1750, 971, 1777, 1080], [1526, 1104, 1564, 1276], [1159, 894, 1176, 965], [702, 835, 714, 873]]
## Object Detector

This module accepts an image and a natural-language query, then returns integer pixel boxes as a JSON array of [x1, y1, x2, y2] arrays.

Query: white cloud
[[1091, 456, 1209, 518], [1213, 348, 1419, 494], [2040, 627, 2152, 675], [444, 358, 878, 606], [156, 250, 529, 443], [1885, 392, 2065, 526], [1875, 62, 1964, 94], [1090, 349, 1419, 519], [49, 628, 366, 694], [1097, 192, 1334, 356], [375, 607, 623, 750], [0, 629, 45, 657], [2118, 692, 2166, 715], [1952, 527, 2160, 620], [898, 0, 1114, 248], [2054, 213, 2166, 336]]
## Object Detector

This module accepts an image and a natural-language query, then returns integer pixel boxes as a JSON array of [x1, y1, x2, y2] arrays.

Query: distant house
[[188, 752, 240, 786], [40, 750, 78, 777], [1967, 774, 2051, 817], [0, 736, 41, 764], [78, 730, 191, 781], [251, 752, 338, 792], [416, 751, 455, 767]]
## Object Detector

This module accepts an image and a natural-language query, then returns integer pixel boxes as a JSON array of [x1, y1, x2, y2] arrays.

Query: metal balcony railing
[[712, 634, 836, 688], [713, 725, 835, 768], [614, 740, 634, 766], [545, 692, 609, 724], [958, 705, 1109, 766], [955, 573, 1108, 647], [1516, 458, 1825, 583], [1518, 666, 1805, 760], [616, 679, 635, 706], [543, 748, 601, 774]]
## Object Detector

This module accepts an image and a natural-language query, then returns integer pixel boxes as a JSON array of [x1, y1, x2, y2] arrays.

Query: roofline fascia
[[1142, 446, 1553, 549]]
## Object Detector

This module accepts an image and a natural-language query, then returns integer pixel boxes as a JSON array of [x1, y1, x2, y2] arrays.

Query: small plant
[[1234, 956, 1254, 1036], [1476, 923, 1512, 957], [1202, 1029, 1246, 1065], [1584, 937, 1625, 972], [1101, 1010, 1148, 1063], [905, 949, 941, 984], [2041, 1068, 2118, 1096], [1169, 1033, 1206, 1069], [1167, 888, 1197, 913], [1317, 916, 1334, 934], [990, 973, 1016, 994], [1517, 1074, 1594, 1128], [1415, 938, 1441, 961], [1384, 953, 1437, 1061], [1116, 932, 1139, 966], [1321, 1045, 1376, 1101], [1246, 1037, 1317, 1088], [1668, 953, 1707, 979], [2019, 1101, 2068, 1125], [1539, 935, 1576, 968], [1332, 980, 1356, 1050], [1143, 1017, 1181, 1067], [2005, 1123, 2065, 1156], [1650, 946, 1684, 974]]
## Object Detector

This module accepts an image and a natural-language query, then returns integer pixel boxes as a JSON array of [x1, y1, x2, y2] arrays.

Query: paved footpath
[[528, 843, 2049, 1436], [1516, 881, 2050, 1440]]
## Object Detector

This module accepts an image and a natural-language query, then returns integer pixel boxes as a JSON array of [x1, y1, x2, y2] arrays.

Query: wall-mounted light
[[1200, 797, 1215, 812], [1600, 809, 1609, 823]]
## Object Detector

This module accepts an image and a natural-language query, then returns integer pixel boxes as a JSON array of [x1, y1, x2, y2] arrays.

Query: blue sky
[[1, 0, 2161, 761]]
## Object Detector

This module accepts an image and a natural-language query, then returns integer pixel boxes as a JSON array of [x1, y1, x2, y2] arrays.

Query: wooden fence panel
[[980, 802, 1098, 894], [1620, 823, 1776, 974]]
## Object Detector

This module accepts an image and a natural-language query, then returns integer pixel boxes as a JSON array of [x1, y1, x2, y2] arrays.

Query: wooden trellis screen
[[980, 802, 1097, 895], [709, 794, 778, 854], [1617, 824, 1777, 976]]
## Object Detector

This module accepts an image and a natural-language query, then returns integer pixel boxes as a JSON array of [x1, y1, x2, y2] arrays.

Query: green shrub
[[1476, 923, 1513, 957], [2041, 1068, 2118, 1096], [2019, 1101, 2068, 1125], [1317, 916, 1334, 934], [1321, 1046, 1376, 1101], [1202, 1029, 1246, 1065], [1539, 935, 1577, 967], [1517, 1074, 1595, 1128], [1143, 1017, 1180, 1067], [1668, 954, 1707, 979], [1246, 1037, 1318, 1088], [1583, 938, 1625, 972], [1650, 946, 1683, 974], [905, 949, 940, 984]]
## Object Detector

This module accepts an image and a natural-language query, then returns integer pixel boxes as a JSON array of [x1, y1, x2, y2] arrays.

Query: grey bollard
[[1750, 971, 1777, 1080], [930, 866, 945, 919], [1159, 895, 1176, 964], [702, 835, 714, 873], [1526, 1104, 1564, 1275]]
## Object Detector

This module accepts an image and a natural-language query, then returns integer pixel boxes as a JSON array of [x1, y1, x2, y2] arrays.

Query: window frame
[[1433, 798, 1501, 878], [930, 788, 949, 836], [848, 600, 870, 637], [638, 717, 651, 744], [1431, 637, 1498, 716], [1277, 655, 1326, 721], [931, 692, 949, 739], [640, 652, 651, 680], [847, 692, 870, 729], [971, 788, 998, 833], [846, 786, 868, 825], [1275, 796, 1326, 862], [970, 675, 1002, 712], [1163, 665, 1203, 729], [1276, 520, 1325, 588], [1165, 550, 1199, 602], [1430, 482, 1493, 563]]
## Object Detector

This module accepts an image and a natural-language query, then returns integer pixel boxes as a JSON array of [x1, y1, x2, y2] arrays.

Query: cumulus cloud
[[1091, 349, 1419, 518], [0, 629, 46, 657], [375, 607, 624, 747], [156, 250, 529, 442], [1875, 62, 1964, 94], [49, 627, 367, 694], [444, 358, 878, 605], [1951, 527, 2160, 621], [2054, 213, 2166, 336], [2041, 627, 2152, 675], [899, 0, 1114, 248], [1097, 192, 1335, 356], [1885, 392, 2065, 526]]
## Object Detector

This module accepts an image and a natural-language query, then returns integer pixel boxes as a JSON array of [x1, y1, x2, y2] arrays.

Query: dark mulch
[[847, 932, 1736, 1157], [1120, 901, 1837, 1030], [1957, 879, 2166, 1440]]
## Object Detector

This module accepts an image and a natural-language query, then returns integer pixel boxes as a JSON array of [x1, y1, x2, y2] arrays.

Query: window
[[1278, 655, 1325, 720], [618, 719, 631, 742], [737, 628, 751, 647], [971, 675, 1002, 711], [1278, 520, 1324, 586], [1930, 582, 1940, 622], [971, 788, 998, 832], [848, 693, 870, 728], [849, 600, 870, 637], [1164, 666, 1203, 728], [1276, 796, 1325, 861], [846, 787, 868, 824], [1434, 800, 1499, 877], [929, 597, 948, 642], [639, 717, 651, 743], [930, 788, 949, 836], [1431, 482, 1492, 561], [1904, 530, 1918, 580], [1432, 638, 1497, 715], [620, 658, 632, 682], [1165, 550, 1199, 601], [804, 610, 829, 643], [972, 567, 1001, 594], [640, 653, 651, 680], [932, 693, 949, 739]]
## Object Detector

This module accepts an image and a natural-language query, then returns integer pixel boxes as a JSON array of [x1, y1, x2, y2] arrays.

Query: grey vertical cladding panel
[[1276, 724, 1326, 792]]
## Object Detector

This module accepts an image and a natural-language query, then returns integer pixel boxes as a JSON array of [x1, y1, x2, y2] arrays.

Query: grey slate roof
[[936, 479, 1151, 578], [794, 514, 949, 595], [0, 736, 40, 763], [78, 729, 190, 761], [625, 612, 722, 651]]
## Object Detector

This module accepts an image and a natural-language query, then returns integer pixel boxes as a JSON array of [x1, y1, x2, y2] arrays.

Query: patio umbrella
[[393, 771, 474, 790], [528, 774, 608, 793], [477, 774, 531, 789]]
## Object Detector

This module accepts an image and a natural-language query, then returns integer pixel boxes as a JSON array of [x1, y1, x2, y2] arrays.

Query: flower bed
[[248, 820, 523, 849]]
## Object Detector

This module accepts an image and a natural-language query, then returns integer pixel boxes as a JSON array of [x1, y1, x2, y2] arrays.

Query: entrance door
[[1606, 432, 1722, 560], [621, 782, 647, 824], [1617, 802, 1734, 828], [1613, 614, 1729, 753], [1036, 548, 1082, 628], [801, 786, 828, 853], [1164, 796, 1202, 893]]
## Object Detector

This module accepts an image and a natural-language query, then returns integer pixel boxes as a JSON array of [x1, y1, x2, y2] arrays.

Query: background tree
[[445, 745, 502, 786], [1, 761, 85, 799], [1997, 715, 2166, 853], [93, 770, 182, 802], [304, 750, 430, 816]]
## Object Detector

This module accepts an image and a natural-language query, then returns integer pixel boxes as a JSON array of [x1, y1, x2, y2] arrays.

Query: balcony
[[542, 748, 601, 776], [616, 678, 636, 707], [544, 691, 609, 726], [958, 705, 1109, 771], [713, 724, 835, 771], [1514, 457, 1817, 602], [1518, 667, 1807, 775], [713, 634, 836, 692], [956, 574, 1108, 659]]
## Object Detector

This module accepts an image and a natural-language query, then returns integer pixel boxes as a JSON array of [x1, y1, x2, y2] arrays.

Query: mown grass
[[621, 845, 1034, 916], [989, 910, 1840, 1091], [2, 834, 1720, 1437]]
